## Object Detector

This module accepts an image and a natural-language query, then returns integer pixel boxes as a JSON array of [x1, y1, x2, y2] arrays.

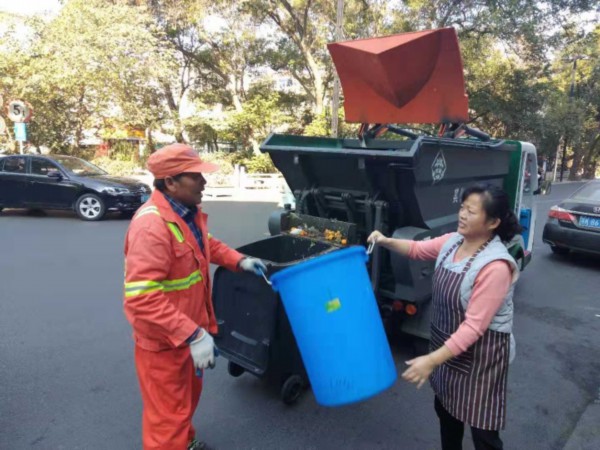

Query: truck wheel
[[551, 246, 569, 256], [515, 254, 524, 272], [75, 193, 106, 221], [281, 375, 304, 405], [227, 361, 245, 378]]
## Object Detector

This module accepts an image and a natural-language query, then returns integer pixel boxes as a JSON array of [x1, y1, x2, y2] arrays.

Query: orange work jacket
[[123, 190, 243, 351]]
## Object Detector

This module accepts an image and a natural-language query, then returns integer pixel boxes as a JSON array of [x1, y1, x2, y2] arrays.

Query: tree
[[7, 0, 173, 153]]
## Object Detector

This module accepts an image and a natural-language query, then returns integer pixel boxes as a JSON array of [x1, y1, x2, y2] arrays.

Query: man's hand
[[402, 355, 437, 389], [239, 257, 268, 275], [190, 329, 215, 370]]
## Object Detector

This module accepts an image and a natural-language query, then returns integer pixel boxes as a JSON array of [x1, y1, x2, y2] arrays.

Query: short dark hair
[[461, 183, 522, 242], [153, 174, 185, 193]]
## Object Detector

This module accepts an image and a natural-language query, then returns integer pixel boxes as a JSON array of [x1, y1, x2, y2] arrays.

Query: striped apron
[[429, 238, 511, 431]]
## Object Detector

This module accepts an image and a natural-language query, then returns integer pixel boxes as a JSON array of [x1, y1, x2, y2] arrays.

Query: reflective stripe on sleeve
[[134, 206, 160, 219], [124, 270, 203, 298]]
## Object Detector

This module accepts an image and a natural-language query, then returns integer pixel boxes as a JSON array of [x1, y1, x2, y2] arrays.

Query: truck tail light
[[405, 304, 418, 316]]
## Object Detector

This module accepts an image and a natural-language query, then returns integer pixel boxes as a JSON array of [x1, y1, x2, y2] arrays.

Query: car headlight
[[101, 187, 131, 195]]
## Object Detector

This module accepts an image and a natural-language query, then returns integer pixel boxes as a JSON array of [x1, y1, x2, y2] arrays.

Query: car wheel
[[550, 245, 570, 256], [75, 193, 106, 221]]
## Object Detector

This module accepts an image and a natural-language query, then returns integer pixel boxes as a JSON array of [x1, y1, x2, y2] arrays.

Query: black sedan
[[542, 180, 600, 255], [0, 154, 151, 221]]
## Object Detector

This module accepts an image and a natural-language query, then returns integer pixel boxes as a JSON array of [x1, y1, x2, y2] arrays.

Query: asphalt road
[[1, 183, 599, 450]]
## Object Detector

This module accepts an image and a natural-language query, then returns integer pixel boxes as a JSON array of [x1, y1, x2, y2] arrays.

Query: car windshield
[[53, 157, 107, 176], [571, 183, 600, 202]]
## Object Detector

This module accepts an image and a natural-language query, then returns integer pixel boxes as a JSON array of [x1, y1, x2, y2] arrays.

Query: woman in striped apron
[[368, 183, 522, 450]]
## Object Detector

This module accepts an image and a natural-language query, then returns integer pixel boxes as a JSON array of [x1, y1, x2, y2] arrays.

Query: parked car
[[0, 154, 151, 221], [542, 180, 600, 255]]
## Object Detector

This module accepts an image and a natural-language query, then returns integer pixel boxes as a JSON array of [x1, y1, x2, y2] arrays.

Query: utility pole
[[558, 55, 588, 182], [331, 0, 344, 137]]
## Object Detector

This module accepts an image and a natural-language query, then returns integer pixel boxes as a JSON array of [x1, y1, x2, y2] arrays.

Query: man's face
[[165, 172, 207, 207]]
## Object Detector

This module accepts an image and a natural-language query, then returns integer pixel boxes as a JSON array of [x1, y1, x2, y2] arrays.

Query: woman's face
[[457, 193, 500, 239]]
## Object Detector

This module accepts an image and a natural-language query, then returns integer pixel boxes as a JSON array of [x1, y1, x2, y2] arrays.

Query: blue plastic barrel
[[270, 247, 397, 407]]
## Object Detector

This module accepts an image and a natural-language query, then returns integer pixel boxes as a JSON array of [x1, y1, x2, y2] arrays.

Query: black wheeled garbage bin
[[212, 234, 336, 405]]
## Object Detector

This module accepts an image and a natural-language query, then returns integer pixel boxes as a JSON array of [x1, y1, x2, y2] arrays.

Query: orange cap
[[146, 143, 220, 178]]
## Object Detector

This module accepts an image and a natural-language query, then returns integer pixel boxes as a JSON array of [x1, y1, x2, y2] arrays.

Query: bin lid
[[327, 27, 469, 124]]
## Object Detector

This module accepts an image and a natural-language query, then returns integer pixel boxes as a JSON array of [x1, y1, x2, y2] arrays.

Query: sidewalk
[[563, 401, 600, 450], [130, 174, 283, 203], [203, 186, 282, 203]]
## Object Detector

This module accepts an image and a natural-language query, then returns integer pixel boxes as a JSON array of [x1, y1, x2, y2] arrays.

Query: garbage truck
[[212, 27, 542, 404]]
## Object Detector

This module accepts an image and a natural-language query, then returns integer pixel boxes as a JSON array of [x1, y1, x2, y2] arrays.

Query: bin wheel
[[227, 361, 245, 378], [281, 375, 304, 405]]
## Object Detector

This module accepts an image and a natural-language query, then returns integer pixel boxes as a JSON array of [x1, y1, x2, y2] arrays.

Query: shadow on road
[[543, 250, 600, 270], [0, 208, 132, 221]]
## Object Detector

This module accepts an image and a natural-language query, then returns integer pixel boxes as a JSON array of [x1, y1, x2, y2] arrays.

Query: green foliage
[[244, 152, 276, 173], [1, 0, 599, 179], [303, 111, 331, 137], [91, 156, 140, 176], [200, 150, 276, 174]]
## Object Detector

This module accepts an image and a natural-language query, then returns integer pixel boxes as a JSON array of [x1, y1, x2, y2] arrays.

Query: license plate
[[141, 194, 150, 203], [579, 216, 600, 229]]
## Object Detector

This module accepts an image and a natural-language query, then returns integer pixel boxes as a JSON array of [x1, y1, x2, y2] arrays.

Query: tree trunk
[[568, 144, 585, 181], [582, 134, 600, 179], [249, 137, 261, 155], [175, 126, 185, 143], [146, 127, 155, 154], [302, 43, 325, 115], [229, 74, 244, 113]]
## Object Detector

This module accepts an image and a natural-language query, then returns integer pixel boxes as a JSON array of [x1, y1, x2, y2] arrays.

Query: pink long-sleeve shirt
[[408, 234, 512, 356]]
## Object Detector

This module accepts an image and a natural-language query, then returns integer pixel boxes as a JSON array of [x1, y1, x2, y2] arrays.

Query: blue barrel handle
[[258, 268, 272, 286]]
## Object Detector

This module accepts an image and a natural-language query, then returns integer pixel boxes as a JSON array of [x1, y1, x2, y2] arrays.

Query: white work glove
[[239, 257, 268, 276], [190, 329, 215, 370]]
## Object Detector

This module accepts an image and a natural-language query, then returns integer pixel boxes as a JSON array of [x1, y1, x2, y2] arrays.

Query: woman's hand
[[402, 355, 437, 389], [367, 230, 386, 245]]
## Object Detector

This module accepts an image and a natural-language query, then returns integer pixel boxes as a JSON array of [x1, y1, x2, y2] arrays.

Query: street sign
[[7, 100, 33, 123], [14, 122, 27, 141]]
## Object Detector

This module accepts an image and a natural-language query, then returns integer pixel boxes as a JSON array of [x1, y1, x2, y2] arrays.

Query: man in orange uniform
[[123, 144, 266, 450]]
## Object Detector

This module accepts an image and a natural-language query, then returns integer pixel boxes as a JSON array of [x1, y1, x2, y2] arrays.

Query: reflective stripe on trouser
[[125, 271, 202, 298], [135, 345, 202, 450]]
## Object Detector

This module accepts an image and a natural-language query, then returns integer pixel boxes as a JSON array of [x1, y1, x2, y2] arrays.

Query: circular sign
[[7, 100, 33, 123]]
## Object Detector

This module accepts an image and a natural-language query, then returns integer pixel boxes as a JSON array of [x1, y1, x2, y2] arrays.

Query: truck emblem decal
[[594, 206, 600, 214], [453, 187, 465, 204], [432, 150, 447, 184]]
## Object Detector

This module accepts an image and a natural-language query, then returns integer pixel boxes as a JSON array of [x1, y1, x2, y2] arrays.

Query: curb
[[563, 402, 600, 450]]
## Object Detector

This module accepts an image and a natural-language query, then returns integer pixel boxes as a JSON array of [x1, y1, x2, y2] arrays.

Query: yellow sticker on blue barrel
[[326, 298, 342, 313]]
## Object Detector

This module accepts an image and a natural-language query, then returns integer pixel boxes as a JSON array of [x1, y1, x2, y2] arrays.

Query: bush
[[200, 150, 277, 175], [244, 153, 276, 173], [92, 156, 141, 176]]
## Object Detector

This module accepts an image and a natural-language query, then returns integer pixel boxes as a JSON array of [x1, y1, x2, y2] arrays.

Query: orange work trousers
[[134, 345, 203, 450]]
